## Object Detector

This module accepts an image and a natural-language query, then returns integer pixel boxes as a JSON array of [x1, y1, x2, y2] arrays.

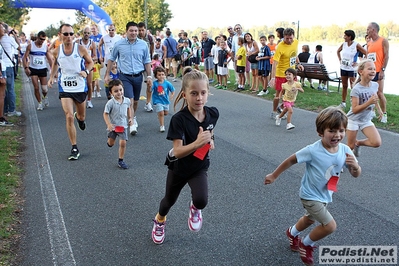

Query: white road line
[[24, 79, 76, 265]]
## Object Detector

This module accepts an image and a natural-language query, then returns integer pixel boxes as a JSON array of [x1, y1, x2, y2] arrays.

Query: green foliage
[[1, 0, 30, 31]]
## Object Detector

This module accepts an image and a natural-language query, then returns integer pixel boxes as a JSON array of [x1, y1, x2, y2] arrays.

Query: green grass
[[0, 77, 24, 265], [219, 70, 399, 133]]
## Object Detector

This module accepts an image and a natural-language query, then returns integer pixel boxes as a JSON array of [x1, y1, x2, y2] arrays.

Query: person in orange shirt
[[366, 22, 389, 123]]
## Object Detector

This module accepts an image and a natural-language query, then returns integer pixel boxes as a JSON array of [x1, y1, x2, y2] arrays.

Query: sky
[[22, 0, 398, 35]]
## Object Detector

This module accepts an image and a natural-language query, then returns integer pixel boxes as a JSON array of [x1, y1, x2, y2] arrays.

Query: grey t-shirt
[[347, 81, 378, 122], [104, 97, 131, 128]]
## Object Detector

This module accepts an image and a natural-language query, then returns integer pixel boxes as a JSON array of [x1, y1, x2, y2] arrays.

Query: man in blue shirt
[[104, 21, 153, 135], [201, 31, 216, 83]]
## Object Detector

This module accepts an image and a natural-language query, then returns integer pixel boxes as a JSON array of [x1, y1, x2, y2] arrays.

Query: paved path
[[19, 74, 399, 265]]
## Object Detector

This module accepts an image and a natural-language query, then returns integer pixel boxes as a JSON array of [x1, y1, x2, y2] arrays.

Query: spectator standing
[[0, 23, 21, 117], [231, 25, 245, 84], [267, 34, 277, 80], [201, 31, 216, 83], [0, 25, 13, 126], [257, 35, 272, 96], [297, 44, 313, 88], [244, 33, 260, 92], [163, 30, 179, 82], [190, 36, 201, 70]]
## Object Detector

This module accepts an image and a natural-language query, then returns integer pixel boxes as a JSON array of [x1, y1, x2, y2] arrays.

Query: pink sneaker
[[299, 238, 317, 266], [151, 217, 166, 244], [188, 201, 202, 232], [286, 227, 299, 251]]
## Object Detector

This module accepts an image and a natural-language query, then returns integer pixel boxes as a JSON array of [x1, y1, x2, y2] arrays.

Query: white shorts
[[217, 66, 229, 76], [347, 119, 374, 131]]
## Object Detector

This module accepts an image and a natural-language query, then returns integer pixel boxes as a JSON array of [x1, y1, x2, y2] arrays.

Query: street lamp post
[[292, 20, 300, 41]]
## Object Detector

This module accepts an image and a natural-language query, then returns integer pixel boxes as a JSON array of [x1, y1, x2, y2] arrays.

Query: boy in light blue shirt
[[264, 106, 361, 266]]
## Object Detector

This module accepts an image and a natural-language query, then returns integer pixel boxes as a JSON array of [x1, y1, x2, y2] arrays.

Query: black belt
[[121, 72, 143, 77]]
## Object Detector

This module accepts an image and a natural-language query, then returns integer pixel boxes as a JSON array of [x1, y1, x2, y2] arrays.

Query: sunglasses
[[39, 38, 46, 41], [62, 32, 74, 36], [84, 32, 91, 34], [109, 29, 115, 31], [228, 28, 232, 30]]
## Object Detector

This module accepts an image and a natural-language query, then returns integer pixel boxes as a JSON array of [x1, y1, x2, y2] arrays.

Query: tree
[[95, 0, 172, 33], [1, 0, 30, 31]]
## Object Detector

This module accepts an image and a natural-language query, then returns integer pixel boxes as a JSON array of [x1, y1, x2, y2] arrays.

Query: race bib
[[367, 52, 376, 62], [62, 75, 78, 87]]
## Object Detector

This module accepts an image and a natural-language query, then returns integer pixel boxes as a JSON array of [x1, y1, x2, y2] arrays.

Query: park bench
[[297, 63, 341, 92]]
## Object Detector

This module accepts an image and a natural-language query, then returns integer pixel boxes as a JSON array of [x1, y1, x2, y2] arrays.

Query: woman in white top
[[337, 30, 367, 109]]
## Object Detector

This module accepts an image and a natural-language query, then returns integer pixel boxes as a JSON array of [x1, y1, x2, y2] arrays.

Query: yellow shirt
[[236, 46, 246, 67], [282, 81, 302, 102], [273, 39, 299, 78]]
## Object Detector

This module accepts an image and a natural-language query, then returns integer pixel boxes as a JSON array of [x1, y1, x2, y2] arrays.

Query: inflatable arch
[[13, 0, 112, 35]]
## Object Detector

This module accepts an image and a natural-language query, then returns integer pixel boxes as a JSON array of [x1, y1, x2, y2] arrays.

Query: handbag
[[248, 54, 258, 63]]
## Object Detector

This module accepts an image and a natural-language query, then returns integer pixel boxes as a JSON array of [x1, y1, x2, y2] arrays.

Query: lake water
[[308, 43, 397, 96]]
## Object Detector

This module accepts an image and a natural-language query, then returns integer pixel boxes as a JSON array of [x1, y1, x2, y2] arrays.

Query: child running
[[103, 79, 132, 169], [151, 68, 219, 244], [265, 106, 361, 266], [346, 59, 382, 157], [275, 68, 304, 130], [148, 66, 175, 132]]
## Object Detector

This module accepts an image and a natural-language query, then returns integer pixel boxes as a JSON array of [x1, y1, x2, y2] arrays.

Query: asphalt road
[[19, 73, 399, 266]]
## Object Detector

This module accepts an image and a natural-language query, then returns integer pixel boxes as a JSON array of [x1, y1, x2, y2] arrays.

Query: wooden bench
[[296, 63, 341, 92]]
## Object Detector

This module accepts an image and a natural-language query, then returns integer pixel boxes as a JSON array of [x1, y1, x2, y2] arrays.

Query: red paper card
[[193, 143, 211, 160], [327, 176, 339, 192]]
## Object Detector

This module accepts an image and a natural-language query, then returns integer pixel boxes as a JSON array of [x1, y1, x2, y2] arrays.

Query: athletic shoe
[[87, 100, 93, 108], [7, 111, 22, 117], [144, 102, 153, 112], [37, 102, 43, 111], [208, 79, 214, 83], [286, 123, 295, 130], [214, 84, 222, 89], [299, 238, 317, 266], [118, 161, 129, 169], [92, 92, 96, 98], [0, 117, 14, 127], [339, 102, 346, 109], [160, 125, 165, 132], [74, 112, 86, 131], [96, 91, 101, 98], [275, 115, 281, 126], [188, 201, 202, 232], [271, 112, 276, 119], [43, 96, 49, 107], [381, 113, 387, 123], [68, 148, 80, 160], [152, 217, 166, 244], [286, 227, 299, 252], [172, 78, 177, 82], [130, 117, 138, 135], [257, 90, 269, 96], [222, 86, 227, 90], [353, 145, 361, 157]]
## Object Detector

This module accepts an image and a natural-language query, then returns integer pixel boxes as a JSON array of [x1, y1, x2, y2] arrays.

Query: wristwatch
[[382, 67, 386, 71]]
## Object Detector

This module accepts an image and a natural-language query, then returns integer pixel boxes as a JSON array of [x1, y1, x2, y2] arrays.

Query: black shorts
[[191, 57, 200, 65], [236, 66, 245, 73], [29, 67, 47, 77], [59, 92, 88, 104], [258, 70, 270, 77]]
